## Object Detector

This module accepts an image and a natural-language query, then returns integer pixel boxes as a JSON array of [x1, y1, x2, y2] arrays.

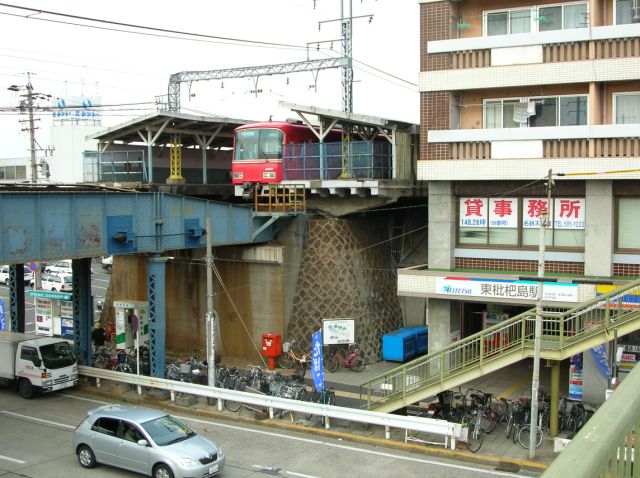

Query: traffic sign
[[28, 262, 38, 272]]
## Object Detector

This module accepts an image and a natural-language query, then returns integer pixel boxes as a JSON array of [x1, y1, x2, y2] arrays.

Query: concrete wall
[[585, 180, 613, 277], [428, 181, 455, 270], [286, 216, 403, 363]]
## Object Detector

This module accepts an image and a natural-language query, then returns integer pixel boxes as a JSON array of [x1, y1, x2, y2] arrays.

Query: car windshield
[[40, 341, 76, 369], [141, 415, 196, 446]]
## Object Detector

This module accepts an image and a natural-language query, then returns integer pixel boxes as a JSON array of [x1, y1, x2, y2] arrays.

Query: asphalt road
[[0, 389, 540, 478], [0, 259, 109, 334]]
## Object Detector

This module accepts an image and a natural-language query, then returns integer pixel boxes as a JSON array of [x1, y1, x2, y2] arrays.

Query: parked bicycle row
[[93, 348, 336, 422], [215, 363, 336, 421], [279, 339, 368, 373], [422, 387, 598, 453]]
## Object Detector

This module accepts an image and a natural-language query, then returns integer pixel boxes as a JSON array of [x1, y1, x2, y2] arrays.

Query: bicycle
[[325, 343, 367, 373], [305, 387, 336, 421], [278, 340, 311, 369], [462, 408, 485, 453]]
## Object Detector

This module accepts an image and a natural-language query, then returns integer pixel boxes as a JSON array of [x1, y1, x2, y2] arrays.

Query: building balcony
[[420, 125, 640, 180], [428, 24, 640, 61]]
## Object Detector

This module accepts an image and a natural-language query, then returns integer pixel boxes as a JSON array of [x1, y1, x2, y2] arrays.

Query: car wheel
[[154, 463, 175, 478], [106, 265, 112, 273], [18, 378, 34, 399], [51, 288, 57, 292], [77, 445, 96, 469]]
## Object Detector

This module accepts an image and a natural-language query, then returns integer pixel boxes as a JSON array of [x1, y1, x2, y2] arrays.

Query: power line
[[0, 4, 417, 94], [0, 4, 309, 50]]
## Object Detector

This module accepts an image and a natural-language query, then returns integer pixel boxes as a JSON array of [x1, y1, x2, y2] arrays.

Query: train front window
[[235, 129, 283, 160]]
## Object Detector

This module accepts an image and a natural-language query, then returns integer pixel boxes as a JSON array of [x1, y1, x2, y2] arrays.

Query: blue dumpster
[[382, 329, 416, 362], [401, 326, 428, 355]]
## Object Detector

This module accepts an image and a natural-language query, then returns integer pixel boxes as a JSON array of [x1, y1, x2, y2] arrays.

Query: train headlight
[[233, 172, 243, 179], [263, 172, 276, 179]]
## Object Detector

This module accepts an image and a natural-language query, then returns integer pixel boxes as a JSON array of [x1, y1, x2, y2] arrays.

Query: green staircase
[[361, 278, 640, 413]]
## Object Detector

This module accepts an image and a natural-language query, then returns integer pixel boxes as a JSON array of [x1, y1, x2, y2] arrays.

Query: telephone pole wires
[[8, 73, 52, 183]]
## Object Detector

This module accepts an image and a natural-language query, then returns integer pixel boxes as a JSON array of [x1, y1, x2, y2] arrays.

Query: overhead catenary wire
[[0, 4, 416, 94]]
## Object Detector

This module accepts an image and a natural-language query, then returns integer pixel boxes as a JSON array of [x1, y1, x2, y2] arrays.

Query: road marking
[[0, 454, 26, 464], [286, 471, 319, 478], [0, 410, 75, 430], [58, 393, 109, 404], [252, 465, 319, 478], [178, 415, 529, 477]]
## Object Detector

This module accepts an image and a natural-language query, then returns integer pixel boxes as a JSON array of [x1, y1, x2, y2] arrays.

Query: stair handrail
[[361, 277, 640, 410]]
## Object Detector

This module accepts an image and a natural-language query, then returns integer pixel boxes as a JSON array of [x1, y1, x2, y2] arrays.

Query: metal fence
[[282, 141, 392, 181], [361, 278, 640, 411], [542, 361, 640, 477], [83, 150, 148, 183], [78, 365, 462, 449]]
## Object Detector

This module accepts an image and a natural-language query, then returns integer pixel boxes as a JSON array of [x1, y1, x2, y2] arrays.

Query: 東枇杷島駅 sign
[[435, 277, 578, 303]]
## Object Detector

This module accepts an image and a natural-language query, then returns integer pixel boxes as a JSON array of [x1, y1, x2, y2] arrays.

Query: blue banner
[[0, 299, 4, 331], [311, 330, 324, 392], [590, 344, 612, 380]]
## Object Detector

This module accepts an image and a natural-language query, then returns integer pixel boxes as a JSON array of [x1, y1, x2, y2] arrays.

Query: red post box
[[261, 333, 282, 370]]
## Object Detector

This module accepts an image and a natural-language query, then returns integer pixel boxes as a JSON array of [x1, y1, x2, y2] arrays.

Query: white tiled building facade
[[402, 0, 640, 401]]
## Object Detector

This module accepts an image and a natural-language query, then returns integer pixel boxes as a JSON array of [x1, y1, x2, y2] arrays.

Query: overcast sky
[[0, 0, 419, 159]]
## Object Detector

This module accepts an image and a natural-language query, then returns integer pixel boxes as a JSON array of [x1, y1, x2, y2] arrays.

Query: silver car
[[73, 404, 225, 478]]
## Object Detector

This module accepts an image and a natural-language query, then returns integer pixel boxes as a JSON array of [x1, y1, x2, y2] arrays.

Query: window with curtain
[[615, 0, 634, 24], [486, 9, 532, 35], [485, 3, 588, 36], [539, 3, 588, 30], [618, 198, 640, 250], [615, 93, 640, 124], [484, 95, 588, 128]]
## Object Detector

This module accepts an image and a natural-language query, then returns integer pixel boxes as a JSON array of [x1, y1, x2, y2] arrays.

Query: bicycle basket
[[282, 341, 291, 353]]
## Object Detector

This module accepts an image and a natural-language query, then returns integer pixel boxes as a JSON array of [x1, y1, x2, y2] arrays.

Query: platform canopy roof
[[90, 111, 254, 149], [279, 101, 418, 133]]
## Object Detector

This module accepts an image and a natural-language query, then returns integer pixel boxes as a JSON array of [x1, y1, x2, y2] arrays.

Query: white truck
[[0, 332, 78, 399]]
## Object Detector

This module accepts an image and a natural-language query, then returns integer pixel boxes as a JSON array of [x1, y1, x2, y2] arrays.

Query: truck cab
[[0, 332, 78, 399]]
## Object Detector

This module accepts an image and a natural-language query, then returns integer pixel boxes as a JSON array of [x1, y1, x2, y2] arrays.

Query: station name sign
[[27, 290, 72, 300], [435, 277, 578, 303]]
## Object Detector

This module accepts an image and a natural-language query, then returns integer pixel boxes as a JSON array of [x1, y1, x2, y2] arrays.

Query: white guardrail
[[79, 366, 462, 449]]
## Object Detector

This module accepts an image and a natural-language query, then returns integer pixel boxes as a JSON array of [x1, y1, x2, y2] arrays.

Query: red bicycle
[[325, 344, 367, 373]]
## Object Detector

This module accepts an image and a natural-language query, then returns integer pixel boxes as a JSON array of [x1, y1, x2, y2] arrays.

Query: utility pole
[[205, 217, 216, 391], [25, 75, 37, 183], [529, 168, 553, 459], [8, 73, 52, 184]]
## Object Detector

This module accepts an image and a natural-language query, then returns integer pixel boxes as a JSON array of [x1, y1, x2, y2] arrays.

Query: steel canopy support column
[[72, 258, 93, 366], [550, 360, 560, 437], [9, 265, 25, 332], [147, 256, 167, 378]]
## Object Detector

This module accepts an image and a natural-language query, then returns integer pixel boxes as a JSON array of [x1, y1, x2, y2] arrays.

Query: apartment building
[[400, 0, 639, 400]]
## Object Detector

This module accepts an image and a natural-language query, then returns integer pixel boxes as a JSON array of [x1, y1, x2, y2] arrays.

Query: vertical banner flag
[[311, 330, 324, 392], [590, 344, 612, 380], [0, 299, 4, 331]]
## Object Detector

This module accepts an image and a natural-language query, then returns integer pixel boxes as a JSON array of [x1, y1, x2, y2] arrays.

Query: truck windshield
[[40, 342, 76, 369]]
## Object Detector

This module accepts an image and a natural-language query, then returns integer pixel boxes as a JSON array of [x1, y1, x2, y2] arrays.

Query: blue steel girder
[[147, 256, 166, 378], [72, 258, 93, 365], [0, 192, 276, 264], [8, 264, 25, 332]]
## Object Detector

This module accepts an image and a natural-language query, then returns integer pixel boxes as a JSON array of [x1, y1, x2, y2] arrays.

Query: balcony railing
[[448, 37, 640, 68]]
